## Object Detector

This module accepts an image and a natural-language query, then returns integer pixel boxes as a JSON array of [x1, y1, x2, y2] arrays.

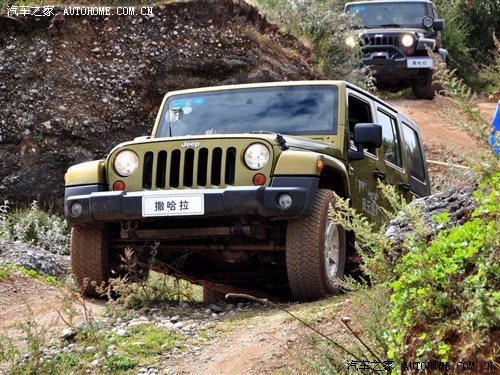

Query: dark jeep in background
[[64, 81, 431, 302], [344, 0, 448, 99]]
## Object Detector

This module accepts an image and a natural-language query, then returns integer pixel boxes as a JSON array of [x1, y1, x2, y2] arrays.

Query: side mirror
[[348, 123, 383, 161], [433, 19, 445, 31]]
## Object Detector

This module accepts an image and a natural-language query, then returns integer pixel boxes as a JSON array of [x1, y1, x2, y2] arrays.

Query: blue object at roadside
[[489, 101, 500, 156]]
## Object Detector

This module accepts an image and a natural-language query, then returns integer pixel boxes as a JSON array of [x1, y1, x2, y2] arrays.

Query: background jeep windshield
[[346, 2, 428, 28], [158, 85, 338, 137]]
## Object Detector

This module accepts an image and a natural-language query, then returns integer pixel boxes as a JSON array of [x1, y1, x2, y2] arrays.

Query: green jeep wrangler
[[64, 81, 430, 302], [344, 0, 448, 99]]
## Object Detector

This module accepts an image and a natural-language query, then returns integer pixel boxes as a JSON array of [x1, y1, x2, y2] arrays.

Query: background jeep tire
[[286, 189, 346, 301], [412, 56, 445, 100], [71, 225, 112, 298]]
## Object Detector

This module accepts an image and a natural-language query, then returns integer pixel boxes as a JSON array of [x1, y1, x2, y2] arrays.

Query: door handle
[[373, 170, 387, 180], [399, 182, 411, 191]]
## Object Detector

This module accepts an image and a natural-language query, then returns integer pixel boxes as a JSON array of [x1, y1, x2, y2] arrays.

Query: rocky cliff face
[[0, 0, 320, 211]]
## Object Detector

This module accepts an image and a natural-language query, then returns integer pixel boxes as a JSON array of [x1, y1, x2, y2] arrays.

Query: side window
[[432, 6, 438, 19], [377, 109, 402, 167], [402, 122, 426, 182], [348, 95, 373, 152]]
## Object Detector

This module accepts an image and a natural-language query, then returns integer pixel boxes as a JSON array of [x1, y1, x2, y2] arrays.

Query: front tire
[[286, 189, 346, 302], [70, 225, 112, 297], [412, 56, 445, 100]]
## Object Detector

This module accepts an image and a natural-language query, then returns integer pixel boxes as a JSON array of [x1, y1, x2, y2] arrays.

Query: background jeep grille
[[362, 35, 400, 47], [142, 147, 237, 189]]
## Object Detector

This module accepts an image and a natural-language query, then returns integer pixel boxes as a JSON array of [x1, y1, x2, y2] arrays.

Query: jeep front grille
[[362, 35, 400, 47], [142, 147, 237, 189]]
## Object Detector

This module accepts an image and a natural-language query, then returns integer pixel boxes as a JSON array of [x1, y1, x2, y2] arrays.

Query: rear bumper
[[65, 177, 319, 225]]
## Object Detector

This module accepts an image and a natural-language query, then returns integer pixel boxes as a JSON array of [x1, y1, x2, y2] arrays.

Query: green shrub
[[329, 170, 498, 366], [0, 201, 70, 255], [389, 170, 498, 362], [105, 270, 202, 310]]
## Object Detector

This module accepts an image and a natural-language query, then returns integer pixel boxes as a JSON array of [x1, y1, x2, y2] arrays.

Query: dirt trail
[[167, 298, 355, 375], [0, 276, 106, 345], [388, 99, 484, 152], [170, 311, 299, 374]]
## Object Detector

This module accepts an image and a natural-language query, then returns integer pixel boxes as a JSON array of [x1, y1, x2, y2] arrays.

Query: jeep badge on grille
[[181, 141, 200, 148]]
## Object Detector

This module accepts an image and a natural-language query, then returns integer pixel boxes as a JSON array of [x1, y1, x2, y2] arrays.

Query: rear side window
[[377, 109, 402, 167], [402, 122, 426, 182]]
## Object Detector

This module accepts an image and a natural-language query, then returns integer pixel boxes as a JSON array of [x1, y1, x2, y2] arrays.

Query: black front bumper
[[65, 177, 319, 225], [361, 45, 430, 83]]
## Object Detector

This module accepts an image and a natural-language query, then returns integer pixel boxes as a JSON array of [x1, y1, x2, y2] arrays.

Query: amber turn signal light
[[252, 173, 266, 186], [113, 181, 126, 191]]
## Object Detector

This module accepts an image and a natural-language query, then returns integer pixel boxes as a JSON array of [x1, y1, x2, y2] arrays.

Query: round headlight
[[114, 150, 139, 177], [244, 143, 270, 170], [402, 34, 414, 47]]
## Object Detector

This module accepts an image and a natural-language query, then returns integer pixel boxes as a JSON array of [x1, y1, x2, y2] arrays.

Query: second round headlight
[[244, 143, 270, 170], [402, 34, 414, 47], [114, 150, 139, 177]]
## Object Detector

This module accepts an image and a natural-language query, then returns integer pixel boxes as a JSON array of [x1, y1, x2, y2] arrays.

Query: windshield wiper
[[379, 23, 402, 28], [352, 24, 372, 29], [248, 130, 275, 134]]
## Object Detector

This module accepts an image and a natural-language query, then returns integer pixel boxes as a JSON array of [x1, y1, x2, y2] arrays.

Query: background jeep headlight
[[244, 143, 270, 170], [346, 36, 357, 48], [114, 150, 139, 177], [402, 34, 414, 47]]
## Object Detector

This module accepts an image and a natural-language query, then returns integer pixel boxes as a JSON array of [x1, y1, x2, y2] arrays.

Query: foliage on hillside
[[432, 0, 499, 92]]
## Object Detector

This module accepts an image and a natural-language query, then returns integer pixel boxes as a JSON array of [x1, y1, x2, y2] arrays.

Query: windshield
[[157, 85, 338, 138], [345, 2, 428, 28]]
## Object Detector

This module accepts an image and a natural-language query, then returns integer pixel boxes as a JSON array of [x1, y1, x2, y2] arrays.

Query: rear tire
[[286, 189, 346, 302], [70, 225, 112, 298]]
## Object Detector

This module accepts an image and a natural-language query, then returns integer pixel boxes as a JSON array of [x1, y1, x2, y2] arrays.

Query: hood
[[352, 27, 427, 36], [276, 134, 343, 158]]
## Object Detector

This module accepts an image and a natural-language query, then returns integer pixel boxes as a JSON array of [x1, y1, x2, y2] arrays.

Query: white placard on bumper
[[407, 57, 433, 68], [142, 194, 204, 217]]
